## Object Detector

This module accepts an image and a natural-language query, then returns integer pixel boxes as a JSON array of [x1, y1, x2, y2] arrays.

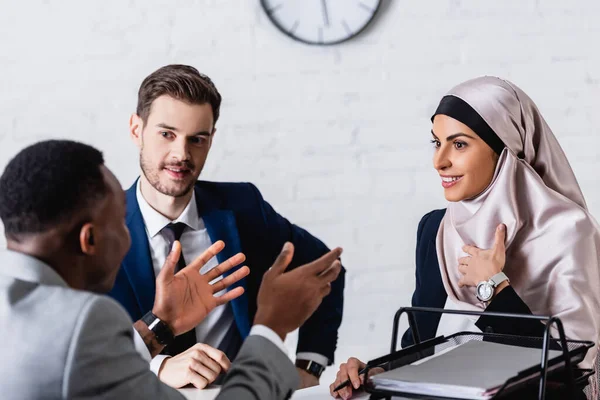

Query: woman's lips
[[440, 175, 463, 189]]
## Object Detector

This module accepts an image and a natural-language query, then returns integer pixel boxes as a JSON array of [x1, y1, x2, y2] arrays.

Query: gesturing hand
[[153, 240, 250, 336], [253, 242, 343, 341], [458, 224, 506, 288]]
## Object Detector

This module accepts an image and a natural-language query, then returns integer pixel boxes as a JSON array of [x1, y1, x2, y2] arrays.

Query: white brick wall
[[1, 0, 600, 385]]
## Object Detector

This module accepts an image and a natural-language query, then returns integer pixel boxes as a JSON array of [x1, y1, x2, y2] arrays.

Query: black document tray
[[361, 307, 594, 400]]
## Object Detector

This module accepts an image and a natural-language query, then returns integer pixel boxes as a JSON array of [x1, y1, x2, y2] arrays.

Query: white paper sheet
[[178, 384, 373, 400], [292, 384, 371, 399]]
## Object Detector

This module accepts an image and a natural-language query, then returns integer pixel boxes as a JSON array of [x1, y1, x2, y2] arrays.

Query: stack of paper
[[370, 340, 563, 400]]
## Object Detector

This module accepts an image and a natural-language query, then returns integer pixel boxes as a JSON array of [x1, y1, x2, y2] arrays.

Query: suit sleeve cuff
[[249, 325, 287, 356], [475, 285, 545, 337], [296, 352, 329, 367]]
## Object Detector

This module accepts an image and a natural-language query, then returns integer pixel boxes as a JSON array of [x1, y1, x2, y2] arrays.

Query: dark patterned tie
[[161, 222, 197, 355], [161, 222, 188, 273]]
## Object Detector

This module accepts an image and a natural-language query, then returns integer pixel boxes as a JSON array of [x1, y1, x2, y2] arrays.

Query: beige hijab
[[435, 76, 600, 369]]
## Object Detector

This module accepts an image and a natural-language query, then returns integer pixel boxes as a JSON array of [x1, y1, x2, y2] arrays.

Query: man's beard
[[139, 152, 199, 198]]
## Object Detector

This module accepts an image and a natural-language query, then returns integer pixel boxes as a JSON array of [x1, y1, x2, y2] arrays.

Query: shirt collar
[[136, 179, 200, 238]]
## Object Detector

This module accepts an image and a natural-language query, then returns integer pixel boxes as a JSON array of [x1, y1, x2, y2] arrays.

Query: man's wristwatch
[[476, 272, 510, 303], [141, 311, 174, 346], [295, 360, 325, 379]]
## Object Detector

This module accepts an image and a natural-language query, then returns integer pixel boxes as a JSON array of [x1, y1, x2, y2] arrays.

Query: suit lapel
[[122, 182, 157, 315], [195, 186, 250, 338]]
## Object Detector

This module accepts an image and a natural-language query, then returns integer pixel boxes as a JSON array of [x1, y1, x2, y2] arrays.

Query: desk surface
[[178, 384, 372, 399]]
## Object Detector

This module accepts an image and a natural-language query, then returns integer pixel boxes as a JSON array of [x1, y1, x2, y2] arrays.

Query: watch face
[[477, 282, 494, 301]]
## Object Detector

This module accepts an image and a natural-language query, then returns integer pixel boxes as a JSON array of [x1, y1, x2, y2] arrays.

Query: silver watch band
[[489, 271, 509, 287]]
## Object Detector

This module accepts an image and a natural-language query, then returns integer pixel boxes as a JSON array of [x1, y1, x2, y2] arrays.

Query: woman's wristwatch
[[476, 272, 509, 302]]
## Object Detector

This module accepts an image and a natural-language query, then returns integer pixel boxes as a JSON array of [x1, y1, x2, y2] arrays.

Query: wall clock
[[261, 0, 382, 45]]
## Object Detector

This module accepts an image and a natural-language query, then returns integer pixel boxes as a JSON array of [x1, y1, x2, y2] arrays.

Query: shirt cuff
[[132, 328, 151, 362], [150, 354, 170, 376], [296, 352, 329, 367], [249, 325, 287, 356]]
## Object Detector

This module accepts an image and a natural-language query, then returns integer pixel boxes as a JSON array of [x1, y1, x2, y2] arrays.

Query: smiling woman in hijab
[[330, 76, 600, 400]]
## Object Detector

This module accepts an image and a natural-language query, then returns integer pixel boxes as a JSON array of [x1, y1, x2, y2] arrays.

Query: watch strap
[[141, 311, 174, 346], [295, 359, 325, 379], [489, 272, 509, 287]]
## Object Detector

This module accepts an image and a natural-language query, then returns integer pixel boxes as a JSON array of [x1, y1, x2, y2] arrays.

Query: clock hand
[[321, 0, 330, 26]]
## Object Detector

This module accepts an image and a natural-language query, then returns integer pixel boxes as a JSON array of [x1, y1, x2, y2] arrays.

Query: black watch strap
[[295, 359, 325, 379], [141, 311, 174, 346]]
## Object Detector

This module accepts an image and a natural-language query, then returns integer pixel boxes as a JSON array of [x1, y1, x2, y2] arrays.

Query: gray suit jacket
[[0, 250, 298, 400]]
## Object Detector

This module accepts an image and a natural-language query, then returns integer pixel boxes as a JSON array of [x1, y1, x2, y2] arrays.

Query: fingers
[[196, 344, 231, 372], [458, 263, 467, 274], [338, 385, 353, 400], [329, 381, 346, 399], [189, 359, 219, 384], [492, 224, 507, 254], [186, 365, 210, 389], [215, 286, 245, 306], [329, 382, 340, 398], [185, 346, 229, 388], [458, 256, 470, 265], [318, 260, 342, 284], [346, 357, 365, 389], [458, 277, 466, 288], [269, 242, 295, 275], [332, 363, 353, 399], [157, 241, 181, 282], [462, 244, 480, 256], [305, 247, 343, 276], [203, 252, 246, 282], [190, 348, 222, 376], [330, 381, 351, 399], [183, 241, 226, 273], [210, 266, 250, 294]]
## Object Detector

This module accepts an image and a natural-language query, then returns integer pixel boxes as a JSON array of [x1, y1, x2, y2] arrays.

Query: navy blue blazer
[[108, 180, 345, 364], [401, 209, 544, 348]]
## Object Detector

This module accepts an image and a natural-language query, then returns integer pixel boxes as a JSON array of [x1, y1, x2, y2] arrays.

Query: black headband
[[432, 95, 505, 155]]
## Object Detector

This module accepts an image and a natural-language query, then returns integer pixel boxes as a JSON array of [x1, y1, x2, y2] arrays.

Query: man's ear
[[79, 223, 97, 256], [129, 114, 144, 148]]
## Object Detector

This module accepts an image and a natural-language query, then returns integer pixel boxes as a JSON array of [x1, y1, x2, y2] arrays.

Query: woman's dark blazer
[[401, 209, 545, 348]]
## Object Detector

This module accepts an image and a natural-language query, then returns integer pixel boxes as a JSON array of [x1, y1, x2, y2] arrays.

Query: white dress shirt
[[136, 181, 235, 374], [135, 180, 328, 373]]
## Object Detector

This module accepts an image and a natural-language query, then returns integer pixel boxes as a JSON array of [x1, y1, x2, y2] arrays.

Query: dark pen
[[332, 367, 367, 393], [333, 335, 446, 393]]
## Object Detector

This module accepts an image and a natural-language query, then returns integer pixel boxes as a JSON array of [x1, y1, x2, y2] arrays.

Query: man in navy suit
[[108, 64, 345, 390]]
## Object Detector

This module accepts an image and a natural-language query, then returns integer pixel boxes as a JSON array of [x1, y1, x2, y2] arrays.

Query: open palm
[[153, 240, 249, 336]]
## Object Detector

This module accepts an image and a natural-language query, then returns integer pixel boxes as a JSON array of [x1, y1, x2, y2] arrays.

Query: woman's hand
[[329, 357, 384, 399], [457, 224, 507, 288]]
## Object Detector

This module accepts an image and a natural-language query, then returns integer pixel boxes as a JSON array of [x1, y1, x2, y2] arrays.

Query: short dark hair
[[0, 140, 108, 238], [136, 64, 222, 127]]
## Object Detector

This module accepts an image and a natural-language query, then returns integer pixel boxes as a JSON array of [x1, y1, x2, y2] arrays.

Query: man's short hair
[[136, 64, 222, 127], [0, 140, 108, 238]]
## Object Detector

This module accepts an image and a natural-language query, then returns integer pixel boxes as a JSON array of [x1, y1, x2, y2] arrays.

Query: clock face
[[261, 0, 382, 45]]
